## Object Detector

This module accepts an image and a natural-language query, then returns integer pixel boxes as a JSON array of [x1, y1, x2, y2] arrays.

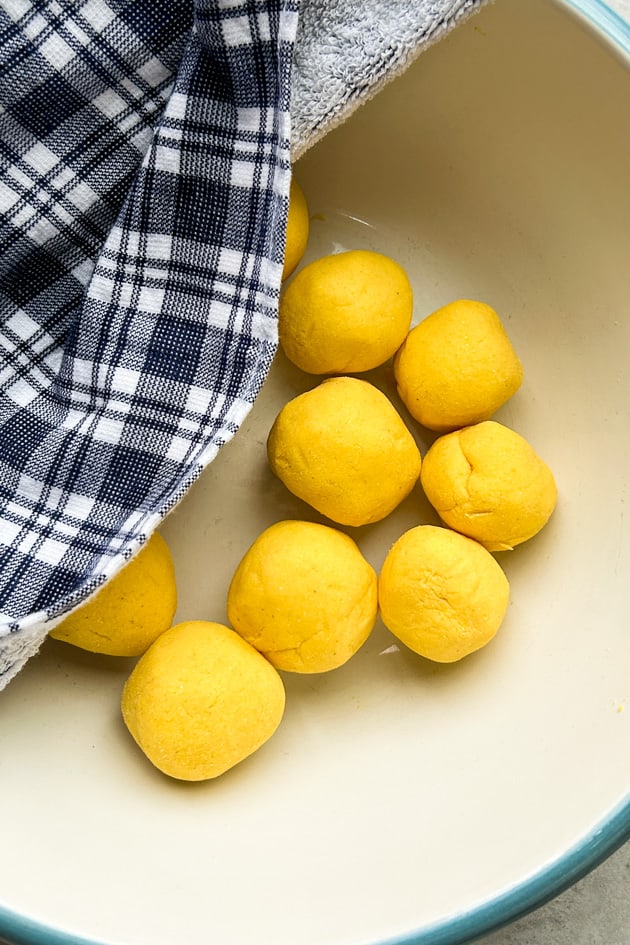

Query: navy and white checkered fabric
[[0, 0, 299, 687]]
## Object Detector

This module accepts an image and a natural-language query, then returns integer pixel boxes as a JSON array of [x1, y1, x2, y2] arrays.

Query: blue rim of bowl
[[2, 792, 630, 945], [1, 3, 629, 945], [560, 0, 630, 59], [384, 793, 630, 945]]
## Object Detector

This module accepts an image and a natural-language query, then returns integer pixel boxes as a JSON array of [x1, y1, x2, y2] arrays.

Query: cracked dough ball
[[227, 520, 377, 673], [279, 249, 413, 373], [122, 620, 285, 781], [267, 376, 422, 527], [394, 299, 523, 431], [49, 532, 177, 656], [378, 525, 510, 662], [420, 421, 558, 551], [282, 177, 309, 280]]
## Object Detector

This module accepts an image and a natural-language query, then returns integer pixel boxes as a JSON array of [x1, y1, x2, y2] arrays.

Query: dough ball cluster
[[48, 178, 559, 783], [271, 246, 557, 666]]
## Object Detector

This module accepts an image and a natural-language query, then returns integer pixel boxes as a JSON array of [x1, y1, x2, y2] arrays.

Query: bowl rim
[[560, 0, 630, 62], [388, 794, 630, 945], [1, 794, 629, 945], [0, 3, 629, 945]]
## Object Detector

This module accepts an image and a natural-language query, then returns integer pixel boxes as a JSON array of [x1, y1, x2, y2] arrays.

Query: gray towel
[[291, 0, 489, 159]]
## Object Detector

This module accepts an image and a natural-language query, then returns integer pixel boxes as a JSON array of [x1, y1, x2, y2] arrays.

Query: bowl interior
[[1, 2, 630, 945]]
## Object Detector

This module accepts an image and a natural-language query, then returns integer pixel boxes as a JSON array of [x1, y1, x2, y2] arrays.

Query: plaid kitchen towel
[[0, 0, 486, 690]]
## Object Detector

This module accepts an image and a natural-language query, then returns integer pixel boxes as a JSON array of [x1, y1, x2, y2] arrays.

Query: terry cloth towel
[[0, 0, 487, 691]]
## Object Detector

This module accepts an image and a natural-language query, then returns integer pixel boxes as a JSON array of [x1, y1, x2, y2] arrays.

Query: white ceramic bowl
[[1, 1, 629, 944]]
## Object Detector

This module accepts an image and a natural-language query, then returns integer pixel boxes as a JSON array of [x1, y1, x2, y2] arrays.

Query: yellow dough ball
[[279, 249, 413, 374], [121, 620, 285, 781], [267, 376, 422, 527], [49, 532, 177, 656], [227, 520, 377, 673], [394, 299, 523, 431], [420, 420, 558, 551], [282, 177, 309, 280], [378, 525, 510, 662]]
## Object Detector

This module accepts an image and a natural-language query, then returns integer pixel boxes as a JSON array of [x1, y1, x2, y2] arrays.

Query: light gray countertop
[[609, 0, 630, 18], [475, 842, 630, 945]]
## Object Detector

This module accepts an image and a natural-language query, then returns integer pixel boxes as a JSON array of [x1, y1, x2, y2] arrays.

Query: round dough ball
[[121, 620, 285, 781], [420, 420, 558, 551], [267, 376, 421, 527], [279, 249, 413, 373], [49, 532, 177, 656], [394, 299, 523, 431], [282, 177, 309, 281], [378, 525, 510, 662], [227, 520, 377, 673]]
